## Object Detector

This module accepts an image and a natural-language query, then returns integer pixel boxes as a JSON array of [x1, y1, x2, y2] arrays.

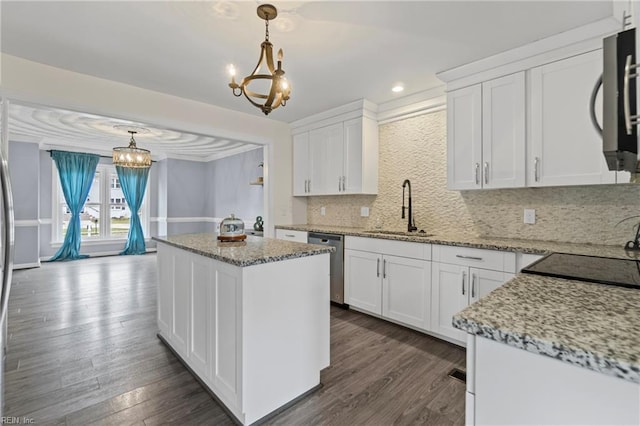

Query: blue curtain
[[116, 166, 150, 255], [49, 150, 100, 261]]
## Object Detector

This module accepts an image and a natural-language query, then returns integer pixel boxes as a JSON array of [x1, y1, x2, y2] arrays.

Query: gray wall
[[9, 141, 40, 267], [209, 147, 264, 224]]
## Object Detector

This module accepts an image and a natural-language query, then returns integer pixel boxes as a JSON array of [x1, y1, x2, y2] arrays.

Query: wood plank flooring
[[6, 254, 465, 425]]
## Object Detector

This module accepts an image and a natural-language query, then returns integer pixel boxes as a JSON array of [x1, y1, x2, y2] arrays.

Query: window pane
[[60, 204, 70, 236], [86, 174, 100, 204], [110, 203, 131, 237], [81, 204, 100, 239]]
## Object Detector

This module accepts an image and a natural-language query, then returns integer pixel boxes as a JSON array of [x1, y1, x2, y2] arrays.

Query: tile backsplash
[[307, 109, 640, 246]]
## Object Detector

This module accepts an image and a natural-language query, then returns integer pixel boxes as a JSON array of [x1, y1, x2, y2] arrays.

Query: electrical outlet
[[360, 207, 370, 217], [320, 206, 326, 216], [524, 209, 536, 224]]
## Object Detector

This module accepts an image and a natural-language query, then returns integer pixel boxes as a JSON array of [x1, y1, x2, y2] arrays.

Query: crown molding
[[377, 86, 446, 124]]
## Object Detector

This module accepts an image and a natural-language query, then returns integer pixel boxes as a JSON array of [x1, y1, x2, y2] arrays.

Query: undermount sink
[[363, 230, 435, 238]]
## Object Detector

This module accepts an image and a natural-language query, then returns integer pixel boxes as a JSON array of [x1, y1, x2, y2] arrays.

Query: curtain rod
[[45, 150, 157, 163]]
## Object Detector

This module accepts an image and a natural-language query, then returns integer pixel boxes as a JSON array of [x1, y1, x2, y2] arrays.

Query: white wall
[[1, 54, 307, 234]]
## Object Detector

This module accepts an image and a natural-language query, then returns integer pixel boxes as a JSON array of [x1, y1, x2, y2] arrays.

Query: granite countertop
[[276, 224, 638, 259], [453, 274, 640, 384], [153, 233, 334, 267], [277, 224, 640, 382]]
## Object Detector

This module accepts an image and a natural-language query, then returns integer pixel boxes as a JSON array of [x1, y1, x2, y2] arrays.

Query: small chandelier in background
[[112, 129, 152, 168], [228, 4, 291, 116]]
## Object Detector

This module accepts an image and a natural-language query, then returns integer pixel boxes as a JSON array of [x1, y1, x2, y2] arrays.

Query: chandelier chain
[[265, 15, 270, 42]]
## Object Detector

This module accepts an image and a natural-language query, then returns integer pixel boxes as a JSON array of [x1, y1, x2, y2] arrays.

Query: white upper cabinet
[[529, 49, 616, 186], [447, 72, 525, 190], [292, 101, 378, 196], [482, 72, 526, 189], [292, 132, 310, 196], [447, 84, 482, 190]]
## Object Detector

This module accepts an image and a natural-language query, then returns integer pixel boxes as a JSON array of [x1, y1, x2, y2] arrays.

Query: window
[[53, 163, 150, 242]]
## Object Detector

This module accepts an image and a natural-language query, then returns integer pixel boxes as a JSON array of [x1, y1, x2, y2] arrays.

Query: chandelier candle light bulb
[[228, 4, 291, 115]]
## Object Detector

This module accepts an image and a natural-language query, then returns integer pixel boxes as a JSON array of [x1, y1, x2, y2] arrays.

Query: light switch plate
[[524, 208, 536, 224], [320, 206, 326, 216], [360, 207, 370, 217]]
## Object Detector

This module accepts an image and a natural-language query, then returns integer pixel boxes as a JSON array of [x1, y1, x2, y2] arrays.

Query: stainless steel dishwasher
[[308, 232, 346, 306]]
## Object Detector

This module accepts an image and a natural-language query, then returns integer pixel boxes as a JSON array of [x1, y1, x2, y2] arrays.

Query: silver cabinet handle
[[474, 163, 480, 185], [285, 234, 295, 238], [461, 271, 466, 295], [377, 258, 380, 277], [471, 274, 476, 298], [624, 54, 639, 135], [534, 157, 539, 182], [338, 176, 341, 192], [456, 254, 483, 261], [483, 162, 489, 185], [304, 180, 308, 193], [383, 259, 387, 279], [308, 180, 311, 193], [342, 176, 346, 191]]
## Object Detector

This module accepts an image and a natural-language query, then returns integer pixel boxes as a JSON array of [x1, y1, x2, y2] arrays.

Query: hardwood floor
[[6, 255, 465, 425]]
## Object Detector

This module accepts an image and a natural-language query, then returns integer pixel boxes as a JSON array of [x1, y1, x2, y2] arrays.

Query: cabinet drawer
[[345, 236, 431, 260], [433, 245, 515, 273], [275, 229, 308, 243]]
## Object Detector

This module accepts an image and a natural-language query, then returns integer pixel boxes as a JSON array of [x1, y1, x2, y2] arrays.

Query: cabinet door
[[530, 50, 616, 186], [157, 244, 174, 338], [431, 262, 468, 342], [345, 249, 382, 315], [447, 84, 482, 190], [309, 123, 343, 195], [292, 132, 309, 196], [172, 250, 191, 357], [308, 127, 328, 195], [189, 255, 213, 378], [343, 118, 363, 193], [482, 72, 526, 188], [382, 255, 432, 330], [325, 122, 345, 194], [469, 268, 507, 304]]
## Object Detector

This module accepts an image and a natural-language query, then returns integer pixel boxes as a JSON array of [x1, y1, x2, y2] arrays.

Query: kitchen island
[[153, 233, 333, 425], [453, 273, 640, 425]]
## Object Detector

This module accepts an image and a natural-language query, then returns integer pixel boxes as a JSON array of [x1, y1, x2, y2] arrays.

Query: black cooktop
[[521, 252, 640, 290]]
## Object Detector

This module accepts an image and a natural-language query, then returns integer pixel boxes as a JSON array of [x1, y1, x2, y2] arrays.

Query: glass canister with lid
[[218, 213, 247, 241]]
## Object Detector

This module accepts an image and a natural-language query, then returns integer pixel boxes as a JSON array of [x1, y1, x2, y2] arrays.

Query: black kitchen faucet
[[402, 179, 417, 233]]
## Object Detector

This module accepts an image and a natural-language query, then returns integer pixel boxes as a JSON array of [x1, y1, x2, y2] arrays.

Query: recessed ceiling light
[[392, 84, 404, 93]]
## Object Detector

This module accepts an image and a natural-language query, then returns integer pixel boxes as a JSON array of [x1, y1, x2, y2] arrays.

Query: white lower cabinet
[[467, 335, 639, 425], [157, 242, 330, 425], [431, 246, 516, 344], [382, 255, 432, 330], [157, 244, 241, 409], [344, 237, 432, 331], [345, 249, 382, 315]]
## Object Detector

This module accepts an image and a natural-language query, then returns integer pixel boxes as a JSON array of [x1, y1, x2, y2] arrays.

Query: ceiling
[[1, 1, 614, 158], [8, 103, 260, 161]]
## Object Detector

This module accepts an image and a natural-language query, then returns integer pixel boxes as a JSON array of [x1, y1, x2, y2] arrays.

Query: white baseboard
[[13, 261, 41, 270]]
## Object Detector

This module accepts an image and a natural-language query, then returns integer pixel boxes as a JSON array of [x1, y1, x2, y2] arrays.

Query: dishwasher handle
[[308, 232, 343, 242]]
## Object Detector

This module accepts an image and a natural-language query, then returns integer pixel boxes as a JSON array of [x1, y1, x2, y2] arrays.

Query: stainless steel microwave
[[596, 28, 638, 172]]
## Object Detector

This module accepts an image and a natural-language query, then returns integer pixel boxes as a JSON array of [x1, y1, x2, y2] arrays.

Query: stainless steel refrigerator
[[0, 99, 16, 417]]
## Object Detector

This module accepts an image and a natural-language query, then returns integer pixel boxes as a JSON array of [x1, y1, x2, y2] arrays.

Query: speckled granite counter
[[153, 233, 334, 267], [453, 274, 640, 384], [277, 224, 640, 383], [275, 224, 638, 259]]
